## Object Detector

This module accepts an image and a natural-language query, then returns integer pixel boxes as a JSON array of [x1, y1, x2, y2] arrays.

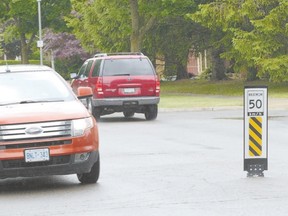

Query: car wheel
[[92, 107, 101, 120], [123, 111, 135, 118], [77, 157, 100, 184], [144, 104, 158, 120]]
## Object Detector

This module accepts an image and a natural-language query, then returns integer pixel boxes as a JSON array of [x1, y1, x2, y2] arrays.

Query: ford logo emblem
[[25, 126, 43, 135]]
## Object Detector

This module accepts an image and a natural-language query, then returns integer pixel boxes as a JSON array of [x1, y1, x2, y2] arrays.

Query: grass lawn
[[160, 94, 242, 109], [159, 80, 288, 109]]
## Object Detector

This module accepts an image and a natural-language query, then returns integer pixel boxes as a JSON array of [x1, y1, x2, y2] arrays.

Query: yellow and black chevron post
[[249, 117, 262, 157], [244, 87, 268, 177]]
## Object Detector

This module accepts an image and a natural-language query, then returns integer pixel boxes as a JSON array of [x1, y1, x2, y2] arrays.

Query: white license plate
[[24, 148, 50, 163], [123, 88, 135, 93]]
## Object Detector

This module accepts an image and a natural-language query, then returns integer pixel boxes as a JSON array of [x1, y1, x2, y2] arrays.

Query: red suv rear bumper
[[92, 96, 160, 107]]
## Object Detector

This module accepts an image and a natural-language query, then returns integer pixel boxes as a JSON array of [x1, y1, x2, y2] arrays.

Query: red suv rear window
[[102, 58, 154, 76]]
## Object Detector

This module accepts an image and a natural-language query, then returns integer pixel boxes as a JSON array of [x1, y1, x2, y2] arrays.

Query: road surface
[[1, 109, 288, 216]]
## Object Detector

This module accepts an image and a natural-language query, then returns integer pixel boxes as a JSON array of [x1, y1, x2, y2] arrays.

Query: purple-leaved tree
[[43, 29, 89, 60], [43, 29, 91, 79]]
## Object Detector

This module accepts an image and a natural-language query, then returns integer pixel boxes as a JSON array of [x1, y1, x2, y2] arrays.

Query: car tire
[[123, 111, 135, 118], [77, 156, 100, 184], [144, 104, 158, 120]]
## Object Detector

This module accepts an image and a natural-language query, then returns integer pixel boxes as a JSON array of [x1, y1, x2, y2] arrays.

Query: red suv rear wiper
[[112, 74, 130, 76]]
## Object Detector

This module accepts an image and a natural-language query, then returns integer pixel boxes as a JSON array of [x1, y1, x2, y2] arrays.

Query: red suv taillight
[[155, 77, 160, 96], [95, 77, 104, 98]]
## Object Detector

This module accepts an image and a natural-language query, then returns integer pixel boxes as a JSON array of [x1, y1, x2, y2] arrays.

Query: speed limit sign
[[244, 86, 268, 177], [247, 91, 264, 116]]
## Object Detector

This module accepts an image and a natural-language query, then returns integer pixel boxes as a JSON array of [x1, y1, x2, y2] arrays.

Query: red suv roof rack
[[94, 52, 144, 58]]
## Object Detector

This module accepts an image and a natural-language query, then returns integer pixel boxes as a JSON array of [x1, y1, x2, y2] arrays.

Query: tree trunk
[[130, 0, 141, 52], [20, 33, 29, 64], [129, 0, 155, 52], [246, 67, 257, 81], [176, 62, 188, 80], [163, 55, 176, 80], [130, 35, 141, 52], [211, 47, 226, 80]]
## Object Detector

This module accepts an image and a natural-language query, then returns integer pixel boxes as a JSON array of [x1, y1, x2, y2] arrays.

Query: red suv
[[71, 53, 160, 120]]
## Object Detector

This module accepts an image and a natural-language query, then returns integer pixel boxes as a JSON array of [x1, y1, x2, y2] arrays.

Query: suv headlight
[[71, 117, 93, 137]]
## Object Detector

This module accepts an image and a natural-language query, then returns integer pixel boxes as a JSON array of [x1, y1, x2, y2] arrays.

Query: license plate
[[24, 148, 50, 163], [123, 101, 138, 106], [123, 88, 135, 93]]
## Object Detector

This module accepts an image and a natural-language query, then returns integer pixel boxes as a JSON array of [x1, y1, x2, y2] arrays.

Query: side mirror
[[70, 73, 78, 79], [77, 87, 93, 99]]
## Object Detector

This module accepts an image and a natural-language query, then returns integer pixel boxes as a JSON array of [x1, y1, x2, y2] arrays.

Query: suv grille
[[2, 155, 71, 169], [2, 140, 72, 150], [0, 121, 72, 141]]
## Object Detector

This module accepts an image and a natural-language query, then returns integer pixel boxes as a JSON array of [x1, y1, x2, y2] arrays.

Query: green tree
[[146, 17, 197, 80], [67, 0, 197, 80], [67, 0, 163, 53], [67, 0, 195, 52], [0, 0, 71, 63], [190, 0, 288, 81], [67, 0, 130, 53], [0, 28, 3, 57]]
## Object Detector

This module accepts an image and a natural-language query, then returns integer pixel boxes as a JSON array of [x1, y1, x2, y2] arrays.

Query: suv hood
[[0, 101, 89, 125]]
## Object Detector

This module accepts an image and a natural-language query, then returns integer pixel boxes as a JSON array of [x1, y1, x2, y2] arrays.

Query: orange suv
[[0, 65, 100, 184], [71, 53, 160, 120]]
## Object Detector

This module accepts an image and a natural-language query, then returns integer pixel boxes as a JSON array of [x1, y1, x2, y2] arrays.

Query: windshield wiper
[[0, 100, 64, 106], [20, 100, 64, 104]]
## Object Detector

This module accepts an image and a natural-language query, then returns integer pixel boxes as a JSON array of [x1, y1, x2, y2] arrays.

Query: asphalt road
[[1, 109, 288, 216]]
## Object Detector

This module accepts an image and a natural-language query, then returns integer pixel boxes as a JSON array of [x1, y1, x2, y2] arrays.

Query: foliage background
[[0, 0, 287, 82]]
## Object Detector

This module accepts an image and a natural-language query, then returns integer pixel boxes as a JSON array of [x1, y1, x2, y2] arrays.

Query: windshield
[[103, 58, 154, 76], [0, 71, 74, 105]]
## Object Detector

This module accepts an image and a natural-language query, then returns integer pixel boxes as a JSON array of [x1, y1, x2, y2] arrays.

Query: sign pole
[[37, 0, 43, 65], [244, 86, 268, 177]]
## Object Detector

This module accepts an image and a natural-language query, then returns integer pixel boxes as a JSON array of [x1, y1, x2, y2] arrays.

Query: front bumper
[[0, 151, 99, 179], [92, 96, 160, 107]]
